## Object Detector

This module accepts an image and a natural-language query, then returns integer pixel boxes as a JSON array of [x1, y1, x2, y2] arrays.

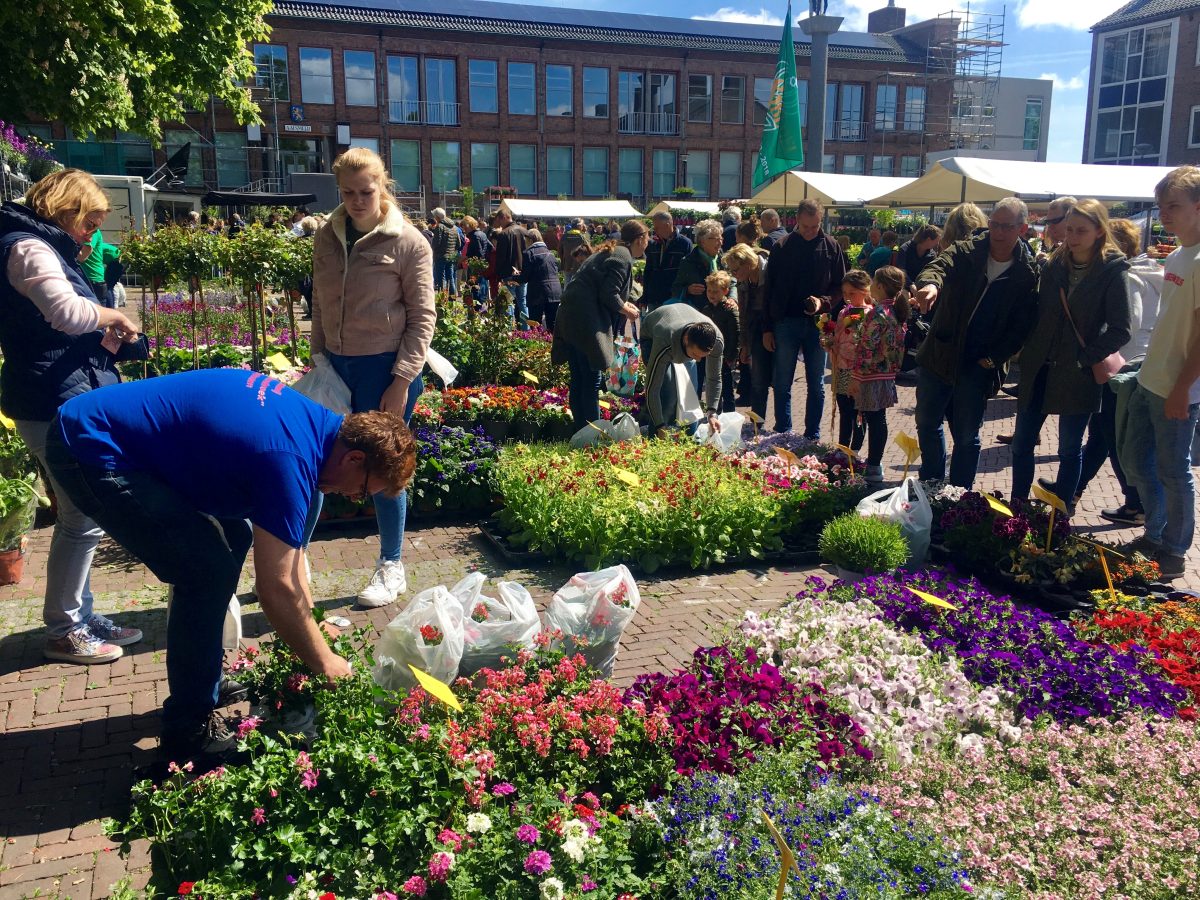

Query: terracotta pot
[[0, 542, 27, 586]]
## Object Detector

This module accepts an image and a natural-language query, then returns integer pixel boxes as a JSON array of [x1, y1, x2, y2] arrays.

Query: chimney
[[868, 0, 906, 33]]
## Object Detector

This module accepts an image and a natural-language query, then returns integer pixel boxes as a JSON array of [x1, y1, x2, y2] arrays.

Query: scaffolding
[[929, 4, 1006, 152]]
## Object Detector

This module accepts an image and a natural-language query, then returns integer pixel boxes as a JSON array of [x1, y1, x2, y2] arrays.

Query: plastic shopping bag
[[459, 576, 542, 675], [694, 412, 747, 453], [545, 565, 641, 677], [855, 476, 932, 566], [672, 362, 704, 427], [373, 585, 466, 690], [290, 353, 352, 414], [569, 412, 641, 448]]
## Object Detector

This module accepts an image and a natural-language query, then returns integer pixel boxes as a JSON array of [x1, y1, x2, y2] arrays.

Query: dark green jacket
[[670, 246, 718, 309], [551, 245, 633, 370], [915, 233, 1038, 386]]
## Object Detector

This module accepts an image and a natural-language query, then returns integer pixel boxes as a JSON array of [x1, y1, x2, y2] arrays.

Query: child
[[824, 270, 873, 453], [851, 265, 910, 484], [704, 270, 740, 413]]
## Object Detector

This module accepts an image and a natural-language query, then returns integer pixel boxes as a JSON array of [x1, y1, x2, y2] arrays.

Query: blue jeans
[[433, 259, 457, 295], [1011, 406, 1091, 506], [771, 316, 826, 438], [476, 276, 490, 306], [302, 352, 422, 561], [565, 343, 601, 428], [915, 363, 993, 488], [44, 426, 253, 733], [510, 282, 529, 327], [1121, 383, 1199, 557]]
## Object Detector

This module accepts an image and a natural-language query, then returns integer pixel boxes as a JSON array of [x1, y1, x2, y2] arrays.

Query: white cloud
[[1014, 0, 1128, 30], [1038, 70, 1087, 91], [1045, 99, 1088, 162], [691, 7, 783, 25]]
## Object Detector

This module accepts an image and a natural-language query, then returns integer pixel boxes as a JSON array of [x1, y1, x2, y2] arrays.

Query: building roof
[[271, 0, 923, 63], [1092, 0, 1200, 31]]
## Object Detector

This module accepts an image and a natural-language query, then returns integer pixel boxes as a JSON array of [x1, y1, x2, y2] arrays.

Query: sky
[[516, 0, 1136, 163]]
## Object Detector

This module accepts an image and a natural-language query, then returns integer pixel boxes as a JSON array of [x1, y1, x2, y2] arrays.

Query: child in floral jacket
[[851, 265, 910, 484], [821, 270, 873, 454]]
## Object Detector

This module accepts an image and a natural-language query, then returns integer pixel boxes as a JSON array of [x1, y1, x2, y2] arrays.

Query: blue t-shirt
[[56, 369, 344, 548]]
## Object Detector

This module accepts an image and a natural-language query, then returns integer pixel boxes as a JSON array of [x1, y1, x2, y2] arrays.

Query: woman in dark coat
[[551, 220, 649, 426], [518, 229, 563, 331], [671, 218, 723, 309], [1010, 199, 1132, 508]]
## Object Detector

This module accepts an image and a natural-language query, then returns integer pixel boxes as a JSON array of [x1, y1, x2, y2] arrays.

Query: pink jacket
[[310, 202, 436, 383]]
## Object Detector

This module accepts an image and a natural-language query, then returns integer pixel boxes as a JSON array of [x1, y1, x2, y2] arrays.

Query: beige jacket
[[310, 202, 436, 383]]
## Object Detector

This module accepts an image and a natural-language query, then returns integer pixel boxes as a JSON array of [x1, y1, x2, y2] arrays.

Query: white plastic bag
[[459, 577, 541, 675], [672, 362, 704, 426], [694, 412, 747, 453], [166, 587, 242, 650], [569, 412, 641, 448], [545, 565, 641, 677], [425, 348, 460, 387], [290, 353, 352, 414], [855, 476, 932, 566], [373, 584, 465, 690]]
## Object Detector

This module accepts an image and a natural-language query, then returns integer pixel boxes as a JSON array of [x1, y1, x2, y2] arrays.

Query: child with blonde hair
[[824, 270, 873, 453], [851, 265, 911, 484], [704, 270, 740, 412]]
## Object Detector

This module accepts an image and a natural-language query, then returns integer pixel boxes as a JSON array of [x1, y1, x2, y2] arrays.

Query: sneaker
[[160, 709, 238, 759], [357, 559, 407, 608], [863, 464, 884, 485], [1101, 505, 1146, 527], [44, 627, 123, 664], [1119, 535, 1162, 558], [217, 676, 249, 707], [1156, 553, 1186, 581], [997, 434, 1040, 446], [85, 613, 143, 647]]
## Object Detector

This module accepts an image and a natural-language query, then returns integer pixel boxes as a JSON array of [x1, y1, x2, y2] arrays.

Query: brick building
[[28, 0, 960, 210]]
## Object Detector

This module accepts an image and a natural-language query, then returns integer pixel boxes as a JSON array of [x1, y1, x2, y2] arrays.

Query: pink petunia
[[400, 876, 427, 896]]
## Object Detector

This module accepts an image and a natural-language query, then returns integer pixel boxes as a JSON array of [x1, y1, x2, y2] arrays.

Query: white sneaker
[[357, 559, 407, 608]]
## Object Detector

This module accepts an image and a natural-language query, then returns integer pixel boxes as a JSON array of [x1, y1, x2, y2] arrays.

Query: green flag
[[752, 3, 805, 190]]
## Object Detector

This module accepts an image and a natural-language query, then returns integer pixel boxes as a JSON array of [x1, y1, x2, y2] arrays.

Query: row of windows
[[254, 45, 927, 133], [1093, 21, 1174, 165]]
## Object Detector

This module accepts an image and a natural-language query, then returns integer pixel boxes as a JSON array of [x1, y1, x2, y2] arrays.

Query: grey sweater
[[641, 304, 724, 427]]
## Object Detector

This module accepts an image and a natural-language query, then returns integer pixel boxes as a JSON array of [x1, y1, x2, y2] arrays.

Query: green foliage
[[0, 419, 35, 481], [0, 472, 44, 551], [818, 513, 909, 574]]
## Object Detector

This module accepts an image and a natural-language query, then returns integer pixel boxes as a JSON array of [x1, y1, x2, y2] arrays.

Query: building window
[[721, 76, 744, 124], [390, 140, 420, 192], [822, 153, 836, 173], [509, 62, 536, 116], [431, 141, 460, 193], [1094, 22, 1173, 164], [838, 84, 864, 140], [510, 143, 537, 195], [718, 151, 741, 198], [752, 76, 772, 126], [424, 58, 458, 126], [546, 146, 573, 196], [1190, 105, 1200, 147], [797, 80, 809, 129], [583, 147, 609, 196], [903, 86, 926, 131], [842, 154, 865, 175], [469, 60, 498, 113], [471, 142, 499, 190], [547, 65, 573, 117], [1023, 98, 1043, 151], [900, 155, 921, 177], [618, 71, 676, 133], [688, 75, 712, 122], [348, 137, 380, 154], [387, 55, 419, 123], [871, 155, 893, 176], [583, 67, 609, 117], [825, 83, 838, 139], [684, 150, 710, 198], [216, 132, 249, 188], [253, 44, 289, 101], [652, 149, 676, 196], [299, 48, 333, 105], [343, 50, 376, 107], [875, 84, 897, 131], [618, 147, 643, 198]]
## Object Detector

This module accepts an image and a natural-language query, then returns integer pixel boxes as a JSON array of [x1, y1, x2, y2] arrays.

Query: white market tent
[[867, 157, 1179, 207], [749, 171, 916, 207], [497, 198, 642, 220], [647, 200, 725, 217]]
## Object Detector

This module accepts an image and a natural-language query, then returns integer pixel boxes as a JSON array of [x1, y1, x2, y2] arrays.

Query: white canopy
[[647, 200, 724, 217], [497, 198, 642, 220], [750, 171, 916, 207], [867, 157, 1178, 207]]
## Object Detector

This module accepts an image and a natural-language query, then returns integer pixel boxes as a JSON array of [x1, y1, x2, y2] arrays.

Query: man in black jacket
[[913, 197, 1039, 487], [759, 209, 788, 251], [642, 210, 693, 310], [763, 199, 849, 438], [492, 208, 530, 325]]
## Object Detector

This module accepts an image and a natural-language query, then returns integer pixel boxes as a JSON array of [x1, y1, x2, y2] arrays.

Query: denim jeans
[[1120, 383, 1199, 557], [1078, 379, 1141, 509], [44, 426, 253, 733], [1010, 400, 1091, 506], [509, 282, 529, 327], [475, 276, 490, 306], [14, 419, 106, 638], [771, 315, 826, 438], [748, 333, 773, 422], [433, 259, 458, 295], [915, 363, 993, 488], [302, 352, 422, 561], [565, 343, 602, 428]]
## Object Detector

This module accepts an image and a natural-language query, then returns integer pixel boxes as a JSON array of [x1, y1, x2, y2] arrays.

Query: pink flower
[[523, 850, 552, 875], [516, 824, 540, 843], [401, 876, 427, 896], [375, 893, 399, 900], [251, 807, 266, 825], [300, 768, 319, 790], [581, 878, 598, 893], [427, 851, 454, 883], [236, 715, 262, 738], [492, 782, 516, 796]]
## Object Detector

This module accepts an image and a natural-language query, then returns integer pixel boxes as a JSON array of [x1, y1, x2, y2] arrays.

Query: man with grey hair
[[759, 208, 787, 251], [643, 209, 693, 310], [912, 197, 1039, 487], [722, 204, 743, 251], [430, 207, 461, 294], [1037, 196, 1077, 263]]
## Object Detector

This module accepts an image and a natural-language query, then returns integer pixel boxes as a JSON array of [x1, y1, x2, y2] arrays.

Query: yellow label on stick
[[264, 352, 295, 372], [744, 410, 764, 424], [1098, 547, 1118, 604], [613, 467, 641, 487], [761, 811, 802, 900], [894, 432, 920, 461], [775, 448, 803, 469], [985, 495, 1014, 517], [907, 587, 958, 611], [407, 664, 463, 711], [0, 413, 15, 431], [521, 370, 539, 384], [598, 400, 612, 410], [1032, 483, 1068, 513], [834, 444, 856, 476]]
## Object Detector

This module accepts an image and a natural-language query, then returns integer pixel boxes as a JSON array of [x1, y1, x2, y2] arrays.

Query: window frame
[[546, 64, 574, 117], [618, 147, 643, 199], [389, 139, 421, 193], [471, 142, 500, 191], [509, 143, 537, 196], [343, 49, 377, 108], [430, 141, 461, 194], [546, 145, 573, 197], [903, 86, 926, 131], [687, 74, 713, 123], [253, 44, 290, 101], [468, 59, 499, 114], [1189, 105, 1200, 148], [684, 149, 710, 198], [652, 148, 676, 197], [298, 47, 334, 105], [583, 67, 609, 118], [752, 76, 772, 126], [582, 146, 609, 197], [874, 84, 898, 132], [508, 61, 537, 116]]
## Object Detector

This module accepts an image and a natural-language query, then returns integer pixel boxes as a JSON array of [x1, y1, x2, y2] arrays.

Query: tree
[[0, 0, 272, 141]]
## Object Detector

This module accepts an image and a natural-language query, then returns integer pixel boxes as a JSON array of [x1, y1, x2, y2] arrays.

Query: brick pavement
[[1, 375, 1198, 898]]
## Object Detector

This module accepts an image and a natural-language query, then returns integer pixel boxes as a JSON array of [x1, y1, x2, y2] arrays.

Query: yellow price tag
[[985, 495, 1014, 517], [894, 432, 919, 459], [407, 664, 463, 711], [1075, 535, 1125, 560], [0, 413, 15, 431], [744, 410, 764, 424], [613, 467, 641, 487], [1032, 483, 1068, 513], [598, 399, 612, 410], [775, 447, 803, 469], [521, 370, 540, 384], [1097, 547, 1117, 604], [761, 812, 802, 900], [264, 352, 295, 372], [907, 587, 958, 611], [834, 444, 857, 477]]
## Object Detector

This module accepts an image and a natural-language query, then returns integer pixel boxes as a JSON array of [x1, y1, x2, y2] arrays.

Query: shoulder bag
[[1059, 288, 1124, 384]]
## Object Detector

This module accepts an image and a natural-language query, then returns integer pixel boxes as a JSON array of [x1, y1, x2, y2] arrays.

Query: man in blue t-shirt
[[44, 369, 417, 765]]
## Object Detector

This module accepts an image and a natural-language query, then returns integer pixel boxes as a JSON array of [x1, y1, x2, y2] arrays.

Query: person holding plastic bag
[[703, 270, 740, 413], [546, 565, 641, 677], [305, 147, 436, 609], [640, 304, 724, 436]]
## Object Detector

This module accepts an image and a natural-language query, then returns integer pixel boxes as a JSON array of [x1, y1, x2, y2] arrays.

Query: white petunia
[[539, 877, 565, 900], [466, 812, 492, 834]]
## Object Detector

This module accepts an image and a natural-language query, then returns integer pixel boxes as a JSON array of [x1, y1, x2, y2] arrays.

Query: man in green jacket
[[80, 228, 120, 307]]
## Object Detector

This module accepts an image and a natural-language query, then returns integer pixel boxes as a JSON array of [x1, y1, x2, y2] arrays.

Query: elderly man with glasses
[[911, 197, 1040, 488]]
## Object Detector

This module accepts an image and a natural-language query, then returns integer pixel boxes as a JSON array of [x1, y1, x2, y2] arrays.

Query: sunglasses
[[1044, 215, 1067, 225]]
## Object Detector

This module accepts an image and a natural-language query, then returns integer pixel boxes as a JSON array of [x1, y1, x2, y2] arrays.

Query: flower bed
[[413, 385, 638, 443], [410, 425, 501, 517]]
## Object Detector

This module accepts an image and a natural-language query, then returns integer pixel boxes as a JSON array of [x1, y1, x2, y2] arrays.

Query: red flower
[[178, 885, 196, 896], [319, 893, 337, 900]]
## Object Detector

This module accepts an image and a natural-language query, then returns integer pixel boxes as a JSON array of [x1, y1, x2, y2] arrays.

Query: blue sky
[[518, 0, 1131, 163]]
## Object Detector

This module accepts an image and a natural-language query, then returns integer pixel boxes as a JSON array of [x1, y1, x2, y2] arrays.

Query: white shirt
[[985, 255, 1013, 284], [1138, 242, 1200, 404]]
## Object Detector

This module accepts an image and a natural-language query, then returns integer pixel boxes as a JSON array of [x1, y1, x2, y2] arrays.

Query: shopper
[[462, 215, 492, 304], [735, 216, 764, 247], [851, 265, 910, 485], [857, 228, 882, 266], [672, 219, 722, 309], [640, 304, 723, 435], [938, 203, 987, 250], [493, 208, 530, 325], [703, 270, 740, 413], [642, 210, 692, 310], [759, 208, 788, 251], [896, 224, 941, 287], [430, 208, 461, 295], [824, 270, 872, 455], [519, 229, 563, 331], [725, 243, 771, 420], [864, 230, 898, 276], [721, 205, 742, 252]]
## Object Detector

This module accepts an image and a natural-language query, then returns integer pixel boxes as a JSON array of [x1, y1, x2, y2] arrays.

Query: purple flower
[[492, 782, 516, 796], [516, 823, 540, 843], [523, 850, 552, 875]]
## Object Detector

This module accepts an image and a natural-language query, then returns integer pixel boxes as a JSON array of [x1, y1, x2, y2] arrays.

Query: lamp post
[[800, 8, 843, 174]]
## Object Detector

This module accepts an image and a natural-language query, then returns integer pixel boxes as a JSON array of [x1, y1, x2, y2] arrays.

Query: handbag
[[606, 319, 641, 397], [1059, 288, 1125, 385]]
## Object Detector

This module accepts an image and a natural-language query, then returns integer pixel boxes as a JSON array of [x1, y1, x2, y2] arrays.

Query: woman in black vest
[[0, 169, 146, 663]]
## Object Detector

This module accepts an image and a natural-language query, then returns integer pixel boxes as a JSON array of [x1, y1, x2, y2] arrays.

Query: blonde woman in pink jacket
[[306, 148, 435, 607]]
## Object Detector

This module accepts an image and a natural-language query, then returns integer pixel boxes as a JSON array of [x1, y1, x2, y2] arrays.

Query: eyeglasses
[[987, 220, 1020, 232], [1044, 215, 1067, 225], [358, 464, 372, 502]]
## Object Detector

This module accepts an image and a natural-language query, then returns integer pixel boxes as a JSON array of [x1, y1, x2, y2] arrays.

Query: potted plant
[[818, 512, 908, 583], [0, 473, 46, 585]]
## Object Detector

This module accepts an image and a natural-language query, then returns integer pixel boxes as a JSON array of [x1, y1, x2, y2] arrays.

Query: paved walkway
[[1, 375, 1197, 898]]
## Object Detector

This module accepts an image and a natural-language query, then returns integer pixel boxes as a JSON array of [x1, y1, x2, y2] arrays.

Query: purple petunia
[[523, 850, 552, 875], [515, 823, 540, 843]]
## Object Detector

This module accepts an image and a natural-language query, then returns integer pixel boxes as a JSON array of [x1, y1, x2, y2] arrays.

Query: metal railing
[[835, 120, 866, 142], [388, 99, 461, 126], [617, 112, 680, 135]]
